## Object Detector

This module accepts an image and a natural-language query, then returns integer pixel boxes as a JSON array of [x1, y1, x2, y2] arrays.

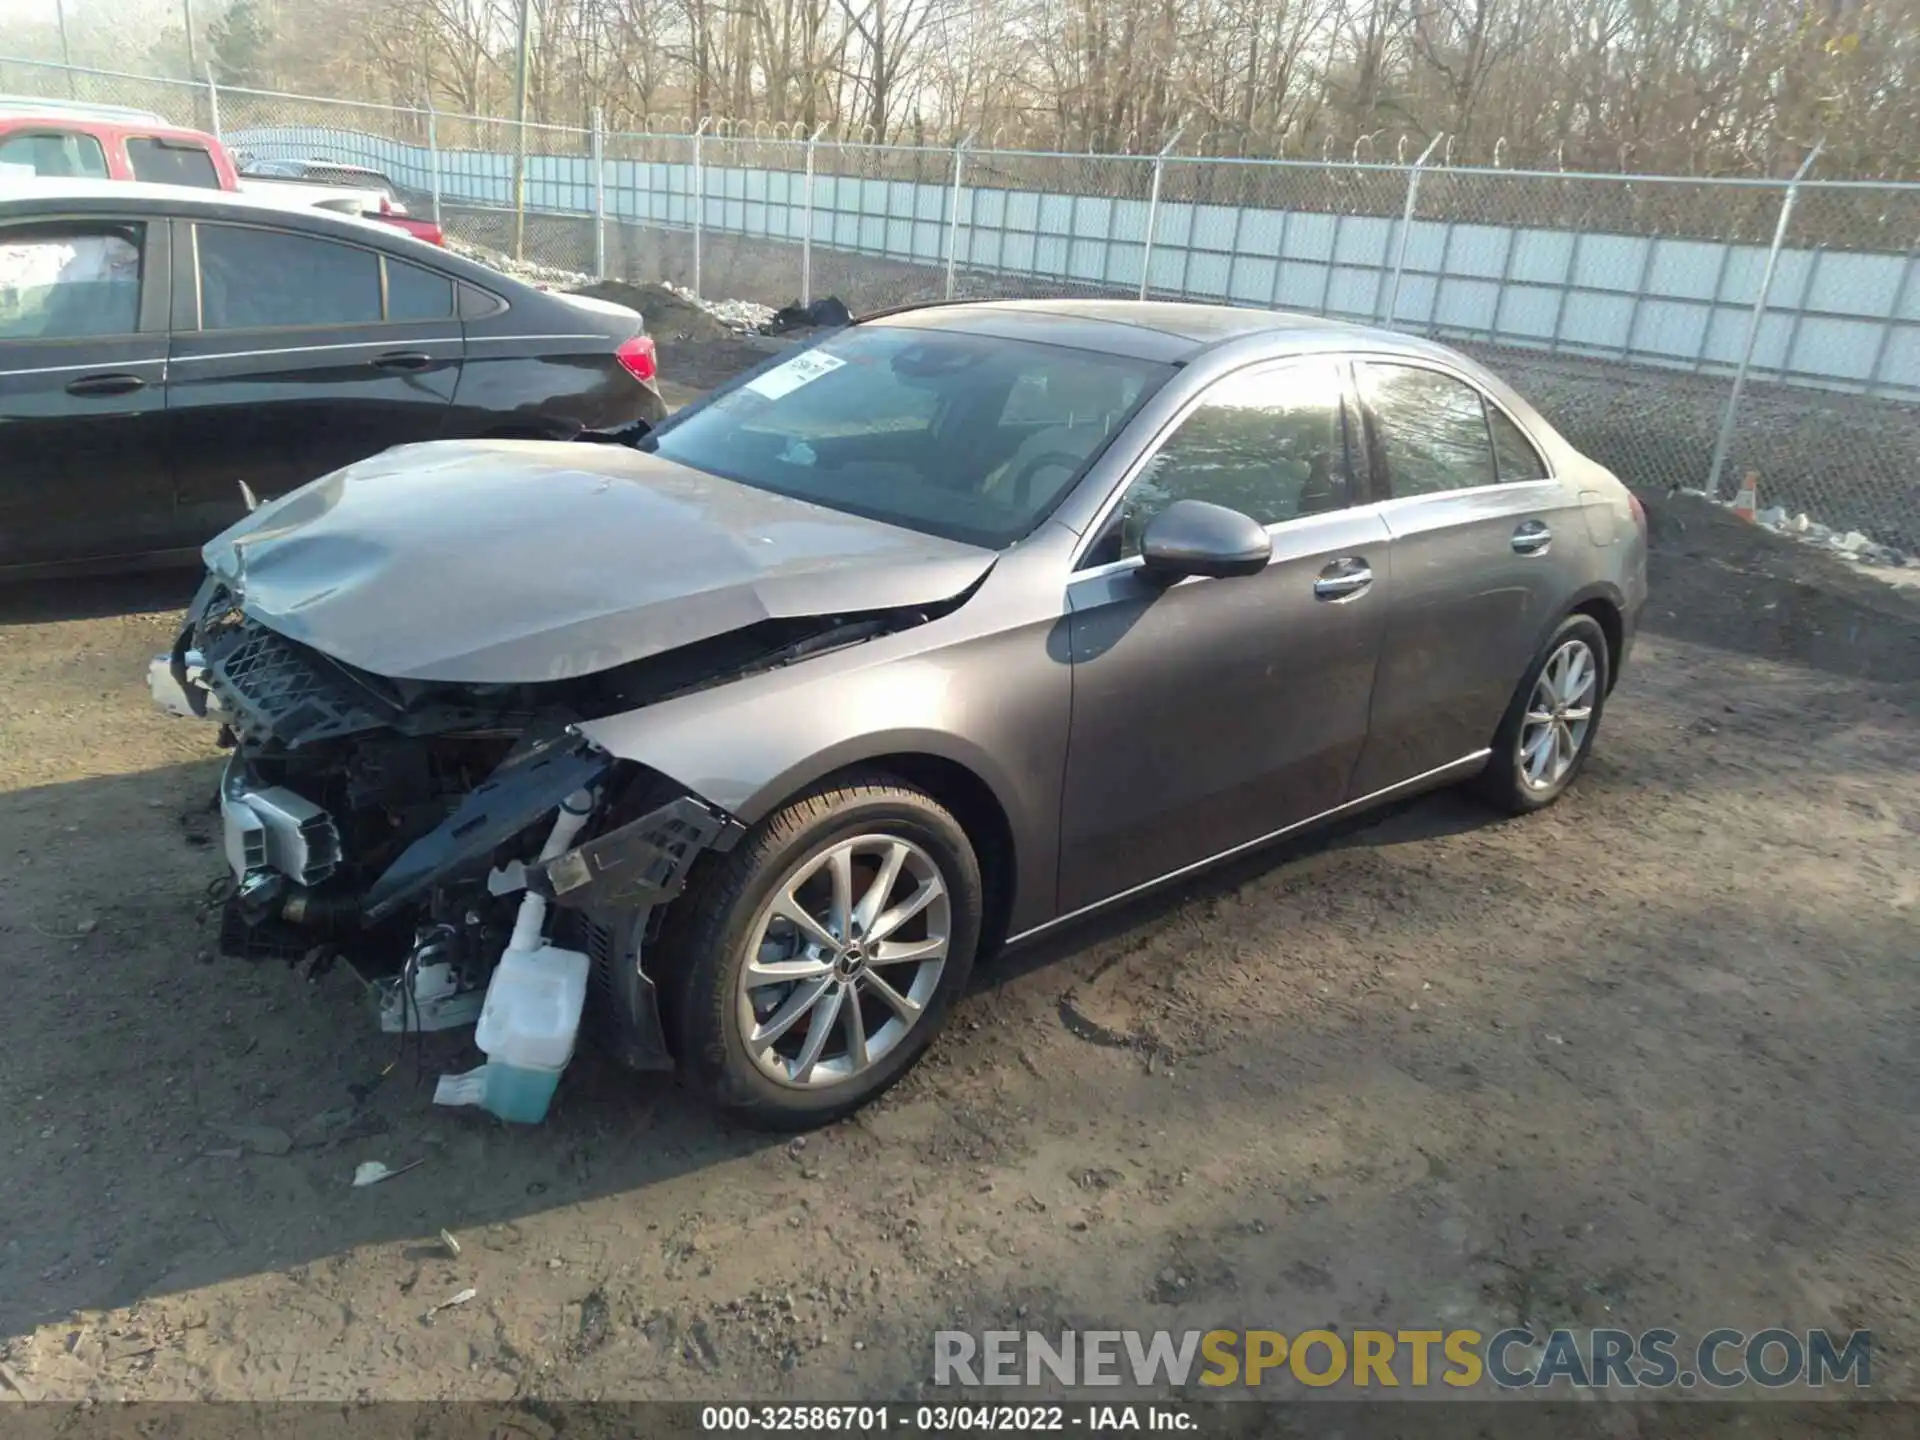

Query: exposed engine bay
[[152, 571, 940, 1070]]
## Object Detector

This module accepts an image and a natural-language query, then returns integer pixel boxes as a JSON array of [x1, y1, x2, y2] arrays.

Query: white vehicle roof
[[0, 95, 171, 125], [0, 176, 424, 244]]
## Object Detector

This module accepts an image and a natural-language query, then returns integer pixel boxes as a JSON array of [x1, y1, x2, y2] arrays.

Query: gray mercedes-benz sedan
[[154, 300, 1647, 1128]]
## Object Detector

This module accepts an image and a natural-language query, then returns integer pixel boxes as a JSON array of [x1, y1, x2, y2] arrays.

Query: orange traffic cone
[[1730, 470, 1759, 523]]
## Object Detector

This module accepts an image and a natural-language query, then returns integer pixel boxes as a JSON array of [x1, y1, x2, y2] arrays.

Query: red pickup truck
[[0, 103, 446, 244]]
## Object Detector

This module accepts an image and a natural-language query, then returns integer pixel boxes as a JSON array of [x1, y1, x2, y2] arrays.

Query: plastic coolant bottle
[[473, 943, 591, 1123]]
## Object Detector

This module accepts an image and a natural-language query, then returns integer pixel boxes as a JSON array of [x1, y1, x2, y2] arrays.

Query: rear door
[[1347, 358, 1582, 795], [0, 214, 177, 571], [166, 218, 464, 536]]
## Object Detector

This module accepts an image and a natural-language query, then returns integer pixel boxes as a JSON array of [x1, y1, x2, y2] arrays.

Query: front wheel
[[1476, 613, 1611, 814], [653, 772, 982, 1130]]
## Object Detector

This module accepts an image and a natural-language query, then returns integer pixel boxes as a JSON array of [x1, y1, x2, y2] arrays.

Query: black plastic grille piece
[[202, 620, 390, 749], [582, 912, 617, 1010]]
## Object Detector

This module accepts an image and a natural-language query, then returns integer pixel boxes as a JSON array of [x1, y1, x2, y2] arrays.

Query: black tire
[[1475, 612, 1611, 815], [652, 771, 983, 1130]]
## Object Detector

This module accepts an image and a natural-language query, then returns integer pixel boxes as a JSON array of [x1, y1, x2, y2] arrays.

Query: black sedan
[[0, 179, 665, 578]]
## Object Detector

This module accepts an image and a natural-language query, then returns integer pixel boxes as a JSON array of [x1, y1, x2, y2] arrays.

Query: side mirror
[[1138, 498, 1272, 581]]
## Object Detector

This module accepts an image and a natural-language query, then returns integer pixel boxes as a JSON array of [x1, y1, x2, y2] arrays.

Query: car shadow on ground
[[0, 746, 1525, 1341], [7, 721, 1917, 1410], [984, 787, 1499, 996], [0, 567, 203, 628], [1, 490, 1916, 1366], [0, 704, 1866, 1349]]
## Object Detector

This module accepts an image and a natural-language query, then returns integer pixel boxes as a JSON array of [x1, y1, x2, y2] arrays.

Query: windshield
[[645, 324, 1174, 549]]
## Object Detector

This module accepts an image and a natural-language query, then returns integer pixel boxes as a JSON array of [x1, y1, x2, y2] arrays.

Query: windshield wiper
[[574, 417, 656, 449]]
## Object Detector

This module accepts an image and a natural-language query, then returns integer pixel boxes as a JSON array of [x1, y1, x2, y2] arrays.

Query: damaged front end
[[147, 435, 998, 1113], [152, 575, 789, 1077]]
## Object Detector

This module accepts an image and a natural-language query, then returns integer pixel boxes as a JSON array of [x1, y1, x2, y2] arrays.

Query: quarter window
[[1113, 360, 1352, 560], [1488, 405, 1550, 481], [0, 223, 142, 340], [386, 259, 454, 321], [197, 224, 381, 329], [1363, 362, 1498, 496], [127, 136, 221, 188]]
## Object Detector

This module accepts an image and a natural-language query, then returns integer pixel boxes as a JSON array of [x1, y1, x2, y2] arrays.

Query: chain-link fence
[[3, 55, 1917, 552], [0, 55, 214, 131]]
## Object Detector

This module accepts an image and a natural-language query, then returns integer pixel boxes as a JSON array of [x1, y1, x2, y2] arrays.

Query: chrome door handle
[[1512, 521, 1552, 554], [1314, 558, 1373, 600]]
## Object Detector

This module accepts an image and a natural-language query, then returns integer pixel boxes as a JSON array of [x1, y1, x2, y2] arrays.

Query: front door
[[0, 215, 176, 571], [166, 218, 463, 537], [1057, 357, 1391, 915]]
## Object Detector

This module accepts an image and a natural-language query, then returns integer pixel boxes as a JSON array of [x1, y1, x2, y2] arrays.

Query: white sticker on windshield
[[744, 349, 847, 400]]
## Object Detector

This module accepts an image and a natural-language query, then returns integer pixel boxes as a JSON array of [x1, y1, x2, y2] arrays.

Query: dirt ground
[[0, 400, 1916, 1414]]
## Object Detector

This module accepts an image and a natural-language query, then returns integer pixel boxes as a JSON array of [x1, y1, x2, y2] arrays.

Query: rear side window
[[1489, 405, 1550, 481], [1362, 362, 1498, 496], [198, 224, 380, 329], [127, 136, 221, 188], [386, 259, 453, 320], [0, 223, 141, 340], [0, 129, 109, 179]]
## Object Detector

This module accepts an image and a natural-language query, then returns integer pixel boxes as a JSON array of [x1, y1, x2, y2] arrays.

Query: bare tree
[[37, 0, 1909, 173]]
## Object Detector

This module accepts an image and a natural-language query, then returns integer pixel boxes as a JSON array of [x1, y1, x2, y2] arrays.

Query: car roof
[[0, 175, 364, 221], [0, 96, 170, 126], [872, 297, 1460, 366], [0, 177, 526, 290], [245, 157, 387, 175], [0, 112, 219, 145]]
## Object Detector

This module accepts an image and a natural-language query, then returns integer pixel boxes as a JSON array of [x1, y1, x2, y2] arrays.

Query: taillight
[[615, 334, 658, 384], [1627, 491, 1648, 542]]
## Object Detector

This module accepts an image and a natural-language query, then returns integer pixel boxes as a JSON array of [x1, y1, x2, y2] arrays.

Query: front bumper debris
[[552, 799, 743, 1073], [360, 736, 614, 924], [536, 795, 743, 911], [219, 756, 343, 889], [152, 573, 755, 1087], [148, 648, 227, 721], [359, 755, 744, 1074], [156, 576, 407, 746]]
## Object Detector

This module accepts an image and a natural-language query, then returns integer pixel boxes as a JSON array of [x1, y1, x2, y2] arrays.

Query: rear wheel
[[1475, 613, 1610, 814], [653, 773, 981, 1129]]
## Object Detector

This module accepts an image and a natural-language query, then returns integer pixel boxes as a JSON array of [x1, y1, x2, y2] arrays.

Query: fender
[[574, 625, 1073, 933], [1527, 578, 1632, 690]]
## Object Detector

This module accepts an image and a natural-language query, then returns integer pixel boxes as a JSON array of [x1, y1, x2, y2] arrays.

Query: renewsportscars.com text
[[934, 1327, 1871, 1391]]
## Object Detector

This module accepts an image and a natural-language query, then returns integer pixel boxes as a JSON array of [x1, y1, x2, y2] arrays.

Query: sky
[[0, 0, 197, 73], [0, 0, 182, 36], [0, 0, 72, 21]]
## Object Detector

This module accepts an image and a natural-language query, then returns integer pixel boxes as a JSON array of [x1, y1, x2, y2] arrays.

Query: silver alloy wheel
[[1518, 637, 1597, 791], [737, 833, 951, 1088]]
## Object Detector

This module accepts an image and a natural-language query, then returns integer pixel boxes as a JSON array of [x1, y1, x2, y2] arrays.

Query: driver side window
[[1097, 359, 1353, 563]]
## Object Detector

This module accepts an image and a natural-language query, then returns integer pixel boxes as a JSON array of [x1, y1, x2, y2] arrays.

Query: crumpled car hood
[[202, 440, 995, 683]]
